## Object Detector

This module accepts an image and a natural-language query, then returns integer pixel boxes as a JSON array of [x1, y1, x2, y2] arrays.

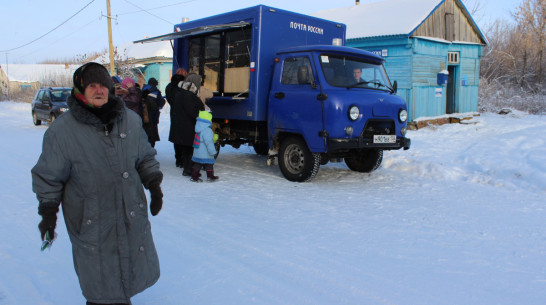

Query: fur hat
[[185, 73, 202, 89], [73, 62, 112, 93]]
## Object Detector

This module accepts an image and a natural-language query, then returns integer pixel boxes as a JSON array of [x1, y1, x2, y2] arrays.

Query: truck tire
[[32, 112, 41, 126], [279, 137, 320, 182], [344, 149, 383, 172]]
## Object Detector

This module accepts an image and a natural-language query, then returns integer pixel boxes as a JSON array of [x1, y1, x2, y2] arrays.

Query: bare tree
[[478, 0, 545, 114], [513, 0, 545, 87]]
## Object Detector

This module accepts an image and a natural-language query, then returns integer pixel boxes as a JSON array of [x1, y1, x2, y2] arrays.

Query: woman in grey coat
[[32, 62, 164, 305]]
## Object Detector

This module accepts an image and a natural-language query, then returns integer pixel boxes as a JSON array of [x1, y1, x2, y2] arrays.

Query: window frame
[[187, 25, 252, 97]]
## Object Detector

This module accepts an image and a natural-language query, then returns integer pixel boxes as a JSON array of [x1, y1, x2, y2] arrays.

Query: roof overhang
[[134, 21, 250, 44]]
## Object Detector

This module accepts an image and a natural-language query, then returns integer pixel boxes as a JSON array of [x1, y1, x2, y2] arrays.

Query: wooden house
[[314, 0, 488, 121]]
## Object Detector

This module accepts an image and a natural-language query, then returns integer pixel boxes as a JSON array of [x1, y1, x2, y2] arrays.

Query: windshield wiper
[[347, 81, 371, 88], [347, 81, 389, 90]]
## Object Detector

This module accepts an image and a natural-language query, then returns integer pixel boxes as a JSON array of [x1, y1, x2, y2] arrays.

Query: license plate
[[373, 135, 396, 144]]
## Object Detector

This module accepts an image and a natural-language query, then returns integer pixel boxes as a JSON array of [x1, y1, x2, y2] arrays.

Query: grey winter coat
[[31, 95, 161, 303]]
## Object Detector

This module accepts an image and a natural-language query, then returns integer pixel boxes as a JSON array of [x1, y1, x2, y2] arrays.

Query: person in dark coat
[[32, 62, 163, 305], [170, 73, 205, 176], [142, 77, 166, 147], [166, 72, 186, 167]]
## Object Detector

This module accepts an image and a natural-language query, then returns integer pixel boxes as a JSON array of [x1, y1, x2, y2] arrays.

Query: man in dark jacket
[[170, 73, 205, 176], [32, 62, 163, 305], [142, 77, 166, 147], [165, 73, 186, 167]]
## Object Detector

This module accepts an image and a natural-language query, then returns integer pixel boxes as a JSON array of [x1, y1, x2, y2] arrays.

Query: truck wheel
[[344, 149, 383, 172], [279, 137, 320, 182], [32, 112, 41, 126], [253, 142, 269, 155]]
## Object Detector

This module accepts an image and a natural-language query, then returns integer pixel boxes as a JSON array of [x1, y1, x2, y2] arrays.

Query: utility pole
[[106, 0, 116, 76], [5, 53, 9, 100]]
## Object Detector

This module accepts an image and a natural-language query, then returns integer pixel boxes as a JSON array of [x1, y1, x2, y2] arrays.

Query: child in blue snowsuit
[[191, 111, 218, 182]]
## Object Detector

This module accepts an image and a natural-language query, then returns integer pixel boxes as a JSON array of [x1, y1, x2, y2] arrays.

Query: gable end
[[411, 0, 486, 44]]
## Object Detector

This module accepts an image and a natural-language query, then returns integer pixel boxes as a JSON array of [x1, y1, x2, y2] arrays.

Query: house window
[[448, 52, 460, 64]]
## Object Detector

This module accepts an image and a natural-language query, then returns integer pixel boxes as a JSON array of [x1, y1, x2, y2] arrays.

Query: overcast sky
[[1, 0, 521, 64]]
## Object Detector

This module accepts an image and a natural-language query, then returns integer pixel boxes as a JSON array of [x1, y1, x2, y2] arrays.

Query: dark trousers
[[193, 163, 214, 171], [181, 145, 194, 174], [173, 143, 183, 166]]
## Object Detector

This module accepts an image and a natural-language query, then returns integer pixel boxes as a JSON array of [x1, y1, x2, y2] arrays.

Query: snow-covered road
[[0, 101, 544, 305]]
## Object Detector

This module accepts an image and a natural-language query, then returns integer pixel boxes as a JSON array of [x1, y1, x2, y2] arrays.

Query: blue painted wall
[[140, 62, 172, 96], [348, 36, 483, 121]]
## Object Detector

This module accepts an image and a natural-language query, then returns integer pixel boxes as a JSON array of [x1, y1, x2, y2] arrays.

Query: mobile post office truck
[[136, 5, 410, 182]]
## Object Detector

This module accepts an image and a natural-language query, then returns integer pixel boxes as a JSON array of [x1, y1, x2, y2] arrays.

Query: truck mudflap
[[327, 137, 411, 151]]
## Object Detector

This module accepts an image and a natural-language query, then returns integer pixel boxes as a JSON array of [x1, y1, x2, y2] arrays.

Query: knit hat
[[73, 62, 113, 93], [121, 77, 135, 89], [185, 73, 202, 89], [198, 110, 212, 122], [148, 77, 158, 86]]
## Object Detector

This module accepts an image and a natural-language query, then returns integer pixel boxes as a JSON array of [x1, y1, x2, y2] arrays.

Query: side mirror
[[392, 80, 398, 94]]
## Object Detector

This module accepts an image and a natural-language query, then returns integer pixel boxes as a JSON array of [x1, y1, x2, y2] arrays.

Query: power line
[[118, 0, 198, 16], [119, 0, 198, 25], [18, 18, 100, 60], [0, 0, 96, 53]]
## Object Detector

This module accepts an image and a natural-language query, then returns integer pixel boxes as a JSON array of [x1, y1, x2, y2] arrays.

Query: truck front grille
[[361, 120, 395, 138]]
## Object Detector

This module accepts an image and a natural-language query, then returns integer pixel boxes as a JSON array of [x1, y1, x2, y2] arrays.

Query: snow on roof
[[94, 40, 173, 64], [2, 64, 79, 83], [2, 40, 172, 83], [313, 0, 443, 39]]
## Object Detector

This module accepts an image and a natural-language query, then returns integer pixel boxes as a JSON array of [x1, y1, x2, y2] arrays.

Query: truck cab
[[269, 45, 410, 181]]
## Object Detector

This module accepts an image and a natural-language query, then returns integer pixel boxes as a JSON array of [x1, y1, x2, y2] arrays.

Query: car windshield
[[319, 54, 392, 91], [51, 89, 71, 102]]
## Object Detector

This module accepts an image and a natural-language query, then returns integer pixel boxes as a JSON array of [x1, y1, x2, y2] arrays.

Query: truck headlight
[[399, 109, 408, 122], [348, 106, 360, 121]]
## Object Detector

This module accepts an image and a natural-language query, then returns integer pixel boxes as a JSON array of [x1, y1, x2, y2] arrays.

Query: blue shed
[[118, 40, 174, 94], [314, 0, 488, 121]]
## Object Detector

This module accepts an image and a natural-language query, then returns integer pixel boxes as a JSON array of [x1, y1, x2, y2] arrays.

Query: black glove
[[149, 183, 163, 216], [38, 204, 58, 241]]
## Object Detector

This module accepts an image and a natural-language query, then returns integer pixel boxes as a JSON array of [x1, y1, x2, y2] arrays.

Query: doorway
[[446, 65, 457, 114]]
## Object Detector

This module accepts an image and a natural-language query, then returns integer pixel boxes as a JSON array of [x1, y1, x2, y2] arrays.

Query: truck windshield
[[319, 54, 392, 91]]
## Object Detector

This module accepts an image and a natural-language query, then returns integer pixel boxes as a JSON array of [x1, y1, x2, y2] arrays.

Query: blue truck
[[136, 5, 410, 182]]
